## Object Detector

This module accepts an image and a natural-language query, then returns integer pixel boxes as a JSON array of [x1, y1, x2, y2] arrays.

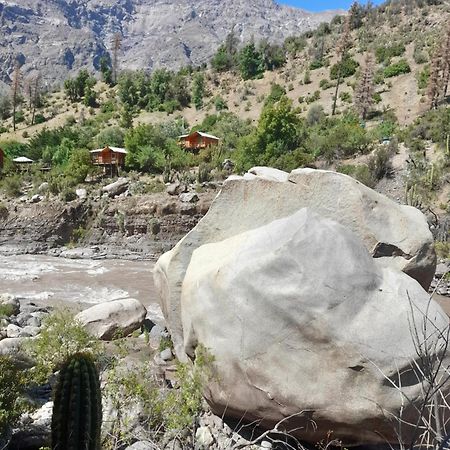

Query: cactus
[[51, 353, 102, 450]]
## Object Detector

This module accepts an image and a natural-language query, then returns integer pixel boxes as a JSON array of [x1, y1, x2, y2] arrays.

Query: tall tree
[[112, 33, 122, 85], [332, 16, 352, 116], [354, 53, 375, 120], [11, 62, 21, 132]]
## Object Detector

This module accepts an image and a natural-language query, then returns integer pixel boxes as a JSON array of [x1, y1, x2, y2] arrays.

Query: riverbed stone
[[75, 298, 147, 340], [0, 337, 25, 356]]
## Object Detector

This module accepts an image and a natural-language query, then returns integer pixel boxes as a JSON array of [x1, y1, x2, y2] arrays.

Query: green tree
[[192, 73, 205, 110], [239, 42, 264, 80], [125, 124, 184, 172], [99, 56, 113, 85], [65, 148, 93, 183]]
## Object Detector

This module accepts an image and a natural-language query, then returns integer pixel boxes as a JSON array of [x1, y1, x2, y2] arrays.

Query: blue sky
[[280, 0, 384, 12]]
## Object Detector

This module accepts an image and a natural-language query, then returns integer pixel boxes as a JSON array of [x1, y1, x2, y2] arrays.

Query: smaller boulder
[[75, 298, 147, 340], [38, 182, 49, 193], [124, 442, 156, 450], [31, 194, 43, 203], [179, 193, 199, 203], [76, 188, 87, 199], [195, 426, 214, 448], [102, 178, 130, 198]]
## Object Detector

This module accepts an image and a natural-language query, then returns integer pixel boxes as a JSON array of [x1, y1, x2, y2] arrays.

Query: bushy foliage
[[375, 43, 406, 63], [0, 356, 28, 436], [383, 59, 411, 78], [125, 123, 190, 173], [330, 57, 359, 80], [24, 310, 102, 383]]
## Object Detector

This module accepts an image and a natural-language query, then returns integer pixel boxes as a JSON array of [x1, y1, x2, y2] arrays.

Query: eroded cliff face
[[0, 0, 339, 88], [0, 190, 214, 259]]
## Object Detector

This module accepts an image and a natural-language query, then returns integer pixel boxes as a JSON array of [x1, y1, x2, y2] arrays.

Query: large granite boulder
[[153, 168, 444, 445], [75, 298, 147, 340]]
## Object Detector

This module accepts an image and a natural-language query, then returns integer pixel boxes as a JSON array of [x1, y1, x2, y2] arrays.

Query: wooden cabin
[[178, 131, 220, 152], [90, 146, 127, 176]]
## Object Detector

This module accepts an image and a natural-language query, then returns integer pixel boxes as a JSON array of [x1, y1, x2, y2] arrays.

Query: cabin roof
[[179, 131, 220, 141], [13, 156, 34, 163], [90, 146, 128, 154]]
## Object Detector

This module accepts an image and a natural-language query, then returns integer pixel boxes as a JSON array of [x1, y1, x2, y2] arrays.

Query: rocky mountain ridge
[[0, 0, 340, 90]]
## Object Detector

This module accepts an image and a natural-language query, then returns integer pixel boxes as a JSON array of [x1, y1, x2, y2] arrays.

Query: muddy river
[[0, 254, 158, 312]]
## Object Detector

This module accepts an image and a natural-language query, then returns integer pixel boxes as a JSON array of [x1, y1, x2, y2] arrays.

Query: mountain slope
[[0, 0, 339, 88]]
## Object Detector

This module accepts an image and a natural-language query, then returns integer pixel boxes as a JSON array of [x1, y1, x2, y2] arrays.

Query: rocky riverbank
[[0, 178, 217, 260]]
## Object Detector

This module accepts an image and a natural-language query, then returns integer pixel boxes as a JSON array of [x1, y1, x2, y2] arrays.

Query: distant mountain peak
[[0, 0, 340, 87]]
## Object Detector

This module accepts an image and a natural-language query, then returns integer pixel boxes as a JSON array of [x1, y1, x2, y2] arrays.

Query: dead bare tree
[[332, 15, 352, 116], [11, 62, 21, 132], [354, 52, 375, 120], [112, 33, 122, 85]]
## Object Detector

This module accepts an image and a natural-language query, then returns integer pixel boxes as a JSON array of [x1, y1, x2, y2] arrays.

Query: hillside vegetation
[[0, 0, 450, 247]]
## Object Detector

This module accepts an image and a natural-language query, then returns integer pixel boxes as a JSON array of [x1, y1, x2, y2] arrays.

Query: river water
[[0, 254, 158, 312]]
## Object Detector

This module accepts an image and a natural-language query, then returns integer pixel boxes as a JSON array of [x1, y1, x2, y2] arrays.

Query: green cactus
[[51, 353, 102, 450]]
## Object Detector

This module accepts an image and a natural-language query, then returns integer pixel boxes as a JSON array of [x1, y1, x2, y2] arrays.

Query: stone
[[166, 182, 181, 196], [179, 193, 199, 203], [27, 316, 41, 328], [154, 168, 445, 445], [6, 324, 25, 338], [10, 401, 52, 449], [160, 348, 173, 361], [14, 313, 31, 327], [31, 194, 43, 203], [102, 178, 130, 198], [195, 426, 214, 448], [76, 188, 87, 199], [75, 298, 147, 340], [0, 294, 20, 316], [260, 441, 273, 449], [435, 262, 450, 278], [124, 442, 156, 450], [0, 337, 25, 356], [22, 326, 41, 337], [38, 182, 49, 193]]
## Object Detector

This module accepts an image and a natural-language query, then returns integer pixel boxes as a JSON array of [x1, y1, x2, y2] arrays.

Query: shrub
[[0, 356, 27, 436], [320, 78, 332, 90], [309, 59, 324, 70], [1, 175, 22, 198], [383, 59, 411, 78], [34, 114, 47, 125], [24, 310, 102, 383], [337, 164, 375, 188], [375, 43, 406, 63]]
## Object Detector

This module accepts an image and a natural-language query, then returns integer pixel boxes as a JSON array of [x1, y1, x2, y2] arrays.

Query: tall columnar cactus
[[51, 353, 102, 450]]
